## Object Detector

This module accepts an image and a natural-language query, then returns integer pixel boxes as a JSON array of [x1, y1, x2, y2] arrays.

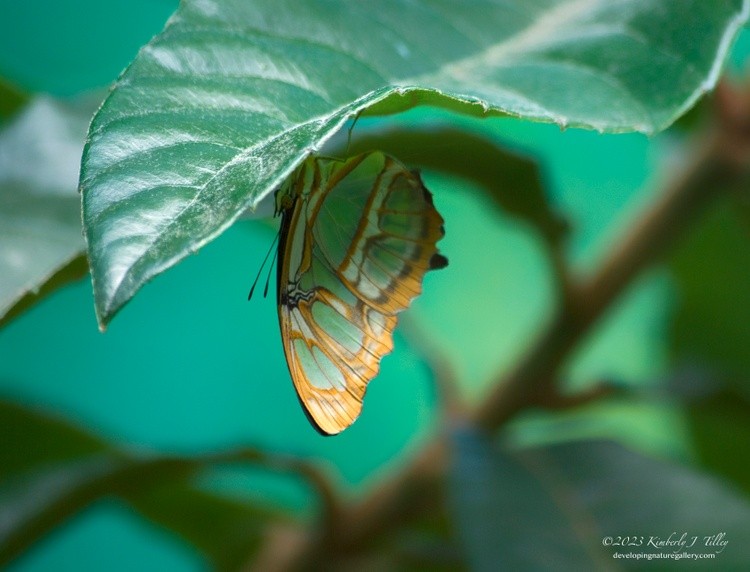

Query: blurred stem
[[529, 378, 623, 411], [208, 449, 342, 539], [262, 82, 750, 571], [476, 131, 739, 430], [547, 231, 577, 309]]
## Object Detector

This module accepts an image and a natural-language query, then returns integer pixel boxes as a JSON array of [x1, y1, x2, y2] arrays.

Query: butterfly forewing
[[277, 152, 446, 435]]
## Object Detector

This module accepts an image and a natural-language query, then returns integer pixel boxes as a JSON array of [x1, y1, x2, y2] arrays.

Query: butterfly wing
[[278, 153, 446, 435]]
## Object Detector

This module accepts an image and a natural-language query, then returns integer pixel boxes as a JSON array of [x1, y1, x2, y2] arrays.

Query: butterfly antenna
[[248, 229, 280, 300], [262, 246, 277, 298], [345, 110, 362, 156]]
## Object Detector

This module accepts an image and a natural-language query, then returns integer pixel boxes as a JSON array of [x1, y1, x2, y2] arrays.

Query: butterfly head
[[274, 182, 296, 217]]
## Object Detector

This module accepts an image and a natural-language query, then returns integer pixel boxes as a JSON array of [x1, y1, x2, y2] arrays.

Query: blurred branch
[[0, 457, 194, 567], [528, 379, 624, 411], [0, 448, 338, 569], [262, 81, 750, 570], [208, 449, 342, 539], [476, 85, 750, 432]]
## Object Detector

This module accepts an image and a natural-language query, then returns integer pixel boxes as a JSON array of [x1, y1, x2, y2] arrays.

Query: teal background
[[0, 2, 748, 570]]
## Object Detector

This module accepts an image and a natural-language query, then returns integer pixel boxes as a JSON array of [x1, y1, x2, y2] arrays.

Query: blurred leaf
[[669, 199, 750, 387], [340, 125, 564, 243], [390, 505, 466, 571], [450, 430, 750, 571], [0, 97, 91, 201], [327, 515, 466, 571], [0, 456, 197, 568], [127, 484, 279, 572], [0, 400, 309, 569], [0, 254, 89, 329], [0, 97, 96, 328], [79, 0, 748, 327], [0, 459, 120, 566], [450, 429, 603, 571], [0, 456, 278, 571], [687, 389, 750, 496], [739, 193, 750, 228], [0, 189, 85, 329], [0, 78, 28, 120], [0, 400, 110, 480]]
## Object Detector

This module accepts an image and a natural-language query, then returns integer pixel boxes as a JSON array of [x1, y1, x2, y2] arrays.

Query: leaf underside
[[80, 0, 750, 326]]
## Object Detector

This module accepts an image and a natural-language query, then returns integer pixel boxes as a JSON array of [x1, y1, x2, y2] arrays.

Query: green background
[[1, 1, 748, 570]]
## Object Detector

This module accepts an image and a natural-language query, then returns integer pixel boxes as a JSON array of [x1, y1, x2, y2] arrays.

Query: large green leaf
[[0, 457, 125, 566], [0, 97, 93, 328], [80, 0, 749, 326], [0, 401, 110, 480], [449, 431, 750, 570]]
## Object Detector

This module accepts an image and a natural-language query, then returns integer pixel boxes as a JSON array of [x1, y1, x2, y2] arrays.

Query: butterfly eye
[[280, 194, 294, 210]]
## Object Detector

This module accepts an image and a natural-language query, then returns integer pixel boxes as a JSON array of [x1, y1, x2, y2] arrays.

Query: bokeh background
[[1, 1, 749, 570]]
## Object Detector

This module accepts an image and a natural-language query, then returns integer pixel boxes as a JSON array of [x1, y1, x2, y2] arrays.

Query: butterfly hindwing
[[277, 152, 446, 435]]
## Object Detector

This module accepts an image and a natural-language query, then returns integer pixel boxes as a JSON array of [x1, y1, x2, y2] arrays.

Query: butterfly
[[268, 151, 447, 435]]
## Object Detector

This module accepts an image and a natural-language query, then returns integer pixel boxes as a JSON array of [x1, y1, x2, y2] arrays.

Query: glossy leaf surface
[[80, 0, 749, 325]]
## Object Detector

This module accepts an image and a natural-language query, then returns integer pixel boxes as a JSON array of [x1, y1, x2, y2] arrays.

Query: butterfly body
[[275, 152, 446, 435]]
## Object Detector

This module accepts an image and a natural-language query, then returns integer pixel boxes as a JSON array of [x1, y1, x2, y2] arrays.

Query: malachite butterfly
[[272, 151, 447, 435]]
